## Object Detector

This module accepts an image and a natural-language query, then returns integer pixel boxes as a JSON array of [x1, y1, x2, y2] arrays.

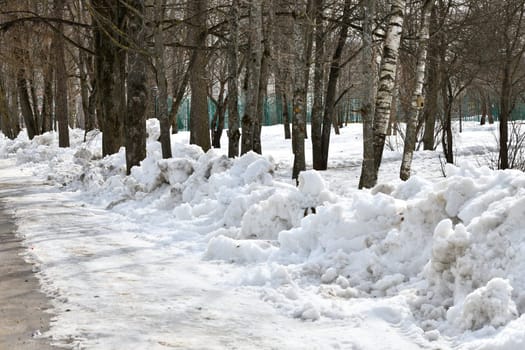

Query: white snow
[[0, 120, 524, 349]]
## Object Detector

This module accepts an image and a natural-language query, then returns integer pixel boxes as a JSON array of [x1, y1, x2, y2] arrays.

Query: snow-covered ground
[[1, 121, 524, 350]]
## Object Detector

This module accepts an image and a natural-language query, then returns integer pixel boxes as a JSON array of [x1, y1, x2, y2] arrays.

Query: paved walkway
[[0, 190, 58, 349]]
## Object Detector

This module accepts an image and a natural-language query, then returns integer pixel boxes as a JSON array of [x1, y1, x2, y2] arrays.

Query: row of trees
[[1, 0, 524, 186]]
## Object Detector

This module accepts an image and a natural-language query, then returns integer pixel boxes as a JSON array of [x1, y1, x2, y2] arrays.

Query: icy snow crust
[[1, 121, 524, 349]]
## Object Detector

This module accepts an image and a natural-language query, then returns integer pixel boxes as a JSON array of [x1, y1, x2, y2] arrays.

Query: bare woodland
[[1, 0, 525, 184]]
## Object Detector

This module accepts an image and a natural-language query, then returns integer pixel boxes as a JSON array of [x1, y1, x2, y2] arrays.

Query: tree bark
[[371, 0, 406, 184], [241, 0, 263, 155], [442, 79, 454, 164], [400, 0, 432, 181], [358, 0, 377, 188], [499, 63, 511, 169], [93, 0, 126, 156], [292, 0, 308, 182], [17, 68, 37, 140], [311, 0, 325, 170], [53, 0, 69, 147], [154, 0, 172, 158], [227, 0, 241, 157], [124, 0, 148, 174], [42, 55, 54, 134], [479, 89, 487, 125], [319, 0, 352, 170], [187, 0, 211, 152], [0, 79, 16, 139], [211, 81, 227, 148]]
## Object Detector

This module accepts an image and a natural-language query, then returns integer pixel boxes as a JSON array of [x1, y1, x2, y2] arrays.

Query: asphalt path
[[0, 187, 58, 349]]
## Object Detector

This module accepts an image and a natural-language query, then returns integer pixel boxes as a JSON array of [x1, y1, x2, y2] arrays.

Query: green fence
[[168, 95, 525, 130], [170, 96, 365, 131]]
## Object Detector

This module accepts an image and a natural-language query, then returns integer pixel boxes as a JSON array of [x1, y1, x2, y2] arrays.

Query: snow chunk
[[204, 235, 277, 263], [447, 278, 518, 330]]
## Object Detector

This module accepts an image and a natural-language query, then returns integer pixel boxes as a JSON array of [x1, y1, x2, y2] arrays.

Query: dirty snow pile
[[1, 120, 525, 349]]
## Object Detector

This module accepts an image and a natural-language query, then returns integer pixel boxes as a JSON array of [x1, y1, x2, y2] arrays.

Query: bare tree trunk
[[302, 0, 315, 140], [499, 63, 511, 169], [275, 0, 292, 140], [292, 0, 308, 182], [187, 0, 211, 151], [311, 0, 325, 170], [319, 0, 352, 170], [93, 0, 126, 156], [54, 0, 69, 147], [241, 0, 263, 155], [283, 92, 291, 139], [79, 47, 90, 131], [211, 81, 227, 148], [253, 0, 274, 154], [358, 0, 377, 188], [227, 0, 241, 157], [17, 69, 37, 140], [29, 77, 41, 132], [42, 55, 54, 134], [370, 0, 406, 184], [400, 0, 432, 181], [154, 0, 172, 158], [0, 78, 16, 139], [442, 79, 454, 164], [125, 0, 148, 174], [480, 89, 487, 125]]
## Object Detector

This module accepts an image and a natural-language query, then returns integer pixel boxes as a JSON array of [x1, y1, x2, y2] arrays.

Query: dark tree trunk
[[54, 0, 69, 147], [42, 58, 54, 133], [187, 0, 211, 152], [311, 0, 324, 170], [442, 80, 454, 164], [93, 0, 126, 156], [319, 0, 352, 170], [211, 82, 227, 148], [241, 0, 263, 155], [0, 79, 16, 139], [154, 0, 172, 158], [480, 90, 487, 125], [17, 69, 37, 140], [499, 64, 511, 170], [227, 0, 241, 157], [422, 6, 440, 150], [125, 0, 148, 174], [283, 92, 291, 139]]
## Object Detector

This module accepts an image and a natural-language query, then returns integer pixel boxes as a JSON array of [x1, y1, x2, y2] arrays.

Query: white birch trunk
[[371, 0, 406, 184], [399, 1, 432, 180]]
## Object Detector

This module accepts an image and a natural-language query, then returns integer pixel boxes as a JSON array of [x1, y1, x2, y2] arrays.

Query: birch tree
[[399, 0, 433, 181], [368, 0, 406, 186]]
